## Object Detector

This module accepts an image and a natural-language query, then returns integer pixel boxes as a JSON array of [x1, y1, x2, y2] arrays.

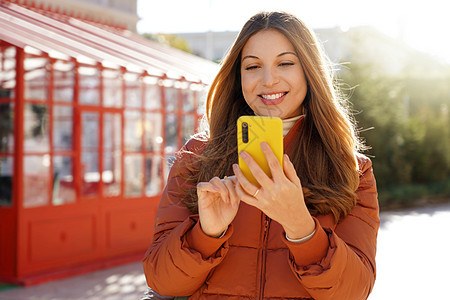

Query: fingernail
[[239, 151, 247, 158]]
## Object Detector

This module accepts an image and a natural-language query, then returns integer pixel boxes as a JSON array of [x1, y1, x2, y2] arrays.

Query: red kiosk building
[[0, 0, 217, 285]]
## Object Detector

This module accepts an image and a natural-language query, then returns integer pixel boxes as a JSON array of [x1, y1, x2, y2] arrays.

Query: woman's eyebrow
[[242, 51, 297, 62], [242, 55, 259, 61], [277, 51, 297, 57]]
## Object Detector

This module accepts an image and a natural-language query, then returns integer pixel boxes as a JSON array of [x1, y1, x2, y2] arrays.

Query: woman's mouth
[[258, 92, 288, 105]]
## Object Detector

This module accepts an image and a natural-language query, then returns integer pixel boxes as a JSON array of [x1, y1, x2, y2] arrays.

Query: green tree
[[340, 58, 450, 207], [141, 33, 192, 53]]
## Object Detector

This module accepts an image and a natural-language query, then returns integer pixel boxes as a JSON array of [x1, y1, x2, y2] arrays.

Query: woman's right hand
[[197, 176, 240, 237]]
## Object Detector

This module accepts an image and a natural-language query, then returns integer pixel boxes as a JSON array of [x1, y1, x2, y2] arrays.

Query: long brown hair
[[181, 11, 364, 222]]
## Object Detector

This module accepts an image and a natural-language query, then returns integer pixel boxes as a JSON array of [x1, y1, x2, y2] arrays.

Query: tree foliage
[[338, 35, 450, 207], [141, 33, 192, 53]]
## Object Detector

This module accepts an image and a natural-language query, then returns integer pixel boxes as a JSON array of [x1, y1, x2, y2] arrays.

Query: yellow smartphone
[[237, 116, 283, 187]]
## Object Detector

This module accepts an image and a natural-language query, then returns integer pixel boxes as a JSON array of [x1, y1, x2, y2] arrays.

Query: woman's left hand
[[233, 142, 315, 240]]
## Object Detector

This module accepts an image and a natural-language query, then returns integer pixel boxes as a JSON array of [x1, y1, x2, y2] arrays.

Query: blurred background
[[138, 0, 450, 209], [0, 0, 449, 299]]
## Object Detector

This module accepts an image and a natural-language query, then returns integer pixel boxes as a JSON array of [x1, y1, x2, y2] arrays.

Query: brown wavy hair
[[181, 11, 364, 222]]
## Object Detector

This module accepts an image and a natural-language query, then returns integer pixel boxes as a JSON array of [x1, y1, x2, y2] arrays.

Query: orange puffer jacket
[[143, 124, 380, 300]]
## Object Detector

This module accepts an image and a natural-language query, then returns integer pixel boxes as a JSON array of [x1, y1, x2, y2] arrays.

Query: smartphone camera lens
[[242, 122, 249, 143]]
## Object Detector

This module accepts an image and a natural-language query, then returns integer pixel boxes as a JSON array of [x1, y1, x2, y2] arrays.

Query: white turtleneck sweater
[[282, 115, 303, 137]]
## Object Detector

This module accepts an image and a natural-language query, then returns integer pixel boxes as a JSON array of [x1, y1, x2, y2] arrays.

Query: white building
[[178, 31, 239, 62]]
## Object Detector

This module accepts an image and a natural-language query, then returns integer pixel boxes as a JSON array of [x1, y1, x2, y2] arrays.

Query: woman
[[143, 11, 379, 300]]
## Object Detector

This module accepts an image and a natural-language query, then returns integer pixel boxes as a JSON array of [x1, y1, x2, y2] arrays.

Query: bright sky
[[137, 0, 449, 63]]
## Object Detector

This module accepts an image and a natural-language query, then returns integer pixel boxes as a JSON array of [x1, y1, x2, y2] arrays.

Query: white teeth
[[260, 93, 284, 100]]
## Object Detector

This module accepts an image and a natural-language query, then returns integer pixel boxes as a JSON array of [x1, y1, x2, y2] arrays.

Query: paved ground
[[0, 262, 148, 300], [368, 202, 450, 300], [1, 202, 449, 300]]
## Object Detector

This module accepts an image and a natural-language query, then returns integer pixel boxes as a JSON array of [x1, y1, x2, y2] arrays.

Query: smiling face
[[240, 29, 308, 119]]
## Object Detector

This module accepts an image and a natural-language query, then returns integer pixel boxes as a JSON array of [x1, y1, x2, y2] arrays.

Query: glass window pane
[[104, 113, 122, 150], [0, 102, 14, 153], [82, 112, 99, 148], [0, 156, 13, 206], [103, 69, 122, 107], [165, 114, 178, 153], [103, 113, 122, 197], [103, 152, 121, 197], [24, 103, 49, 153], [165, 87, 178, 111], [0, 46, 16, 100], [124, 154, 143, 197], [82, 151, 99, 197], [24, 155, 50, 207], [145, 155, 162, 197], [124, 110, 142, 151], [125, 73, 141, 108], [145, 112, 162, 152], [183, 115, 196, 144], [197, 88, 207, 115], [24, 56, 49, 101], [144, 80, 161, 110], [53, 156, 75, 205], [53, 60, 74, 102], [82, 112, 99, 197], [182, 89, 195, 112], [53, 105, 73, 151], [79, 66, 100, 105]]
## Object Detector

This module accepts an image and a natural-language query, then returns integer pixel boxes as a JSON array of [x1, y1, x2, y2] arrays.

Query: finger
[[210, 177, 230, 204], [197, 182, 220, 194], [233, 163, 260, 197], [260, 142, 284, 180], [235, 178, 259, 208], [223, 177, 239, 208], [196, 182, 220, 210], [227, 175, 237, 182], [283, 154, 301, 187], [239, 151, 272, 187]]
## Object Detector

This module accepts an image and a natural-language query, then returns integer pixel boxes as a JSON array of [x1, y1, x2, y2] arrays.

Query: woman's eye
[[245, 65, 259, 71], [280, 62, 295, 67]]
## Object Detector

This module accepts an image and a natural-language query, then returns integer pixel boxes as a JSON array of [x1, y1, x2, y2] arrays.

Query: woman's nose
[[261, 68, 279, 87]]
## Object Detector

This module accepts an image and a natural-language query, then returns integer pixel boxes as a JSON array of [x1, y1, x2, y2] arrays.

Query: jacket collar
[[283, 115, 305, 152]]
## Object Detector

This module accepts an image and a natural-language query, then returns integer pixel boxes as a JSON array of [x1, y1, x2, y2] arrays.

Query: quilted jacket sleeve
[[142, 138, 233, 296], [284, 155, 380, 300]]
